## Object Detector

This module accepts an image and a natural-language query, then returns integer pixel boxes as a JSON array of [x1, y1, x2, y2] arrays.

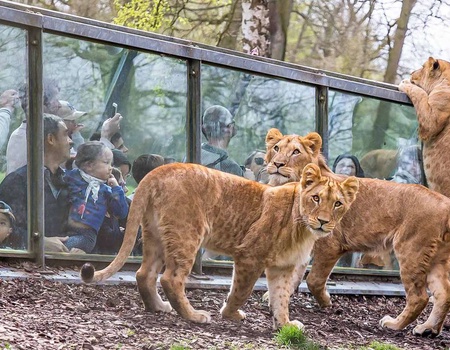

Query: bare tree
[[268, 0, 293, 60], [241, 0, 270, 56]]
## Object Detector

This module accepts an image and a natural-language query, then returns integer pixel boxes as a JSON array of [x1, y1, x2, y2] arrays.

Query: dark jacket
[[0, 165, 70, 249]]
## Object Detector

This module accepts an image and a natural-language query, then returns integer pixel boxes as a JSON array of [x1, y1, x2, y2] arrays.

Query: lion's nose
[[273, 161, 285, 169], [318, 218, 329, 226]]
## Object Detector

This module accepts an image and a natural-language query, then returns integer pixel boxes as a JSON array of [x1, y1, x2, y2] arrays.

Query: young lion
[[265, 128, 450, 337], [398, 57, 450, 198], [81, 163, 358, 330]]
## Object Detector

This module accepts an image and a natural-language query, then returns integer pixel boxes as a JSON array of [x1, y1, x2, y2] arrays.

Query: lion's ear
[[341, 176, 359, 204], [303, 132, 322, 156], [301, 163, 322, 189], [265, 128, 283, 150], [428, 57, 439, 71]]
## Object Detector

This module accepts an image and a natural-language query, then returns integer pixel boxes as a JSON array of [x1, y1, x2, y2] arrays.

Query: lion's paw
[[220, 304, 246, 321], [413, 323, 440, 337], [379, 315, 400, 330], [262, 291, 270, 304], [286, 320, 305, 330], [190, 310, 211, 323], [398, 79, 411, 92], [157, 301, 173, 313]]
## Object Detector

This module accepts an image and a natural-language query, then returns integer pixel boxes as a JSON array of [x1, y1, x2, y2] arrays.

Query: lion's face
[[299, 163, 359, 238], [265, 128, 322, 186], [411, 57, 449, 93]]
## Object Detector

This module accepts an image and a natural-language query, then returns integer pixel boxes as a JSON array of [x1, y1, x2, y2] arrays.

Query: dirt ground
[[0, 261, 449, 350]]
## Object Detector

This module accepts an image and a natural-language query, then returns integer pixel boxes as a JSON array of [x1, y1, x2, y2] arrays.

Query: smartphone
[[112, 102, 118, 116]]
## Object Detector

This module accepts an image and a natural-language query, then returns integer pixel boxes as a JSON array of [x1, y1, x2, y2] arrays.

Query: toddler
[[63, 141, 129, 253]]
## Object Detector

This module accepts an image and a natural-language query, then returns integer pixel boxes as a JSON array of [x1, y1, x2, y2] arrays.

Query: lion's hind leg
[[220, 261, 263, 322], [266, 265, 303, 330], [160, 232, 210, 323], [136, 229, 171, 313], [380, 248, 429, 331], [413, 253, 450, 336]]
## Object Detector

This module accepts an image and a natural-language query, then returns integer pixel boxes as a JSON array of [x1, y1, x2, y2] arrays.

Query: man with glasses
[[0, 114, 72, 251], [201, 105, 244, 177], [244, 149, 268, 183]]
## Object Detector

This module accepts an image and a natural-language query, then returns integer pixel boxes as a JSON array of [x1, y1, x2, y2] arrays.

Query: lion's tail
[[80, 186, 148, 284]]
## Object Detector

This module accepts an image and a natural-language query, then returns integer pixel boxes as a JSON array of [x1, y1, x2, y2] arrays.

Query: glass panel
[[0, 24, 28, 251], [42, 33, 187, 256], [201, 64, 316, 261], [328, 90, 419, 271]]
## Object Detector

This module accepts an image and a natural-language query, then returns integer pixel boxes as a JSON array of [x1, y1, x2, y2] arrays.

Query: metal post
[[28, 27, 45, 267], [186, 59, 202, 274], [316, 85, 329, 160]]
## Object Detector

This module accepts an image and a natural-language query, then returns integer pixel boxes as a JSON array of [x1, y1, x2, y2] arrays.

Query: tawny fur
[[399, 57, 450, 198], [359, 149, 398, 180], [265, 128, 450, 337], [80, 163, 358, 330]]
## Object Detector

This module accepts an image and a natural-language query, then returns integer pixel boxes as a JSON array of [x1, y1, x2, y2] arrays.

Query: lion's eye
[[274, 145, 279, 152], [312, 195, 320, 203], [334, 201, 342, 208], [292, 149, 300, 155]]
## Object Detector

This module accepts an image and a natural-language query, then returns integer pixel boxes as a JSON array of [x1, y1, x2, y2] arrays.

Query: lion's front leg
[[266, 265, 303, 330], [307, 241, 344, 308], [262, 258, 308, 305], [220, 262, 263, 322], [398, 80, 447, 141]]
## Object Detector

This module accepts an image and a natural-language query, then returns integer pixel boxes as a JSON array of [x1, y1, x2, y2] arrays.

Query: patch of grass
[[170, 345, 190, 350], [274, 324, 321, 349], [126, 328, 135, 336], [358, 341, 403, 350]]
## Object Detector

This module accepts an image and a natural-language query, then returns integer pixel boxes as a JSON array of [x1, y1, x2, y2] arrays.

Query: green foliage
[[113, 0, 169, 31], [274, 325, 321, 349], [170, 344, 190, 350], [358, 341, 403, 350]]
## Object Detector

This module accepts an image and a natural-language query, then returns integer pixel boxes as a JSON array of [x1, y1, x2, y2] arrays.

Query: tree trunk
[[369, 0, 418, 150], [383, 0, 418, 84], [268, 0, 293, 60], [241, 0, 270, 57]]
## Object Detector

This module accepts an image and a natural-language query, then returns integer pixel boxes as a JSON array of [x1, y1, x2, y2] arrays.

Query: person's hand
[[243, 168, 256, 181], [101, 113, 123, 140], [74, 123, 84, 133], [107, 174, 119, 187], [44, 236, 69, 253], [69, 248, 86, 254], [0, 89, 19, 111]]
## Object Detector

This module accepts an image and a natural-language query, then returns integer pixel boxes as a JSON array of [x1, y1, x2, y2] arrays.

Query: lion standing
[[399, 57, 450, 197], [81, 163, 358, 330]]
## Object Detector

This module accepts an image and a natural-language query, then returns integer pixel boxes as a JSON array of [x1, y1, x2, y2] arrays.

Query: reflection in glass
[[201, 65, 316, 261], [201, 65, 315, 173], [328, 90, 419, 271], [42, 33, 187, 256], [0, 24, 27, 251]]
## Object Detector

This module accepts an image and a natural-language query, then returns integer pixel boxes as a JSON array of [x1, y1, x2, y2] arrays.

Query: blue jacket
[[63, 169, 128, 232]]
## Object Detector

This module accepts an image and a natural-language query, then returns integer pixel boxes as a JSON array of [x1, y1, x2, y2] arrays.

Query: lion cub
[[81, 163, 358, 330]]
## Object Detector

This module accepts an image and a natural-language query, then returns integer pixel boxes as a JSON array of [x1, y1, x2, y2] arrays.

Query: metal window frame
[[0, 1, 412, 272]]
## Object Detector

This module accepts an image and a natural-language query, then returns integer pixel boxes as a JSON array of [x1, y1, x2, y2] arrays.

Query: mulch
[[0, 265, 449, 349]]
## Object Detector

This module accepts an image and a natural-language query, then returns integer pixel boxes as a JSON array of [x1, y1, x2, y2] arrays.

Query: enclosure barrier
[[0, 1, 415, 278]]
